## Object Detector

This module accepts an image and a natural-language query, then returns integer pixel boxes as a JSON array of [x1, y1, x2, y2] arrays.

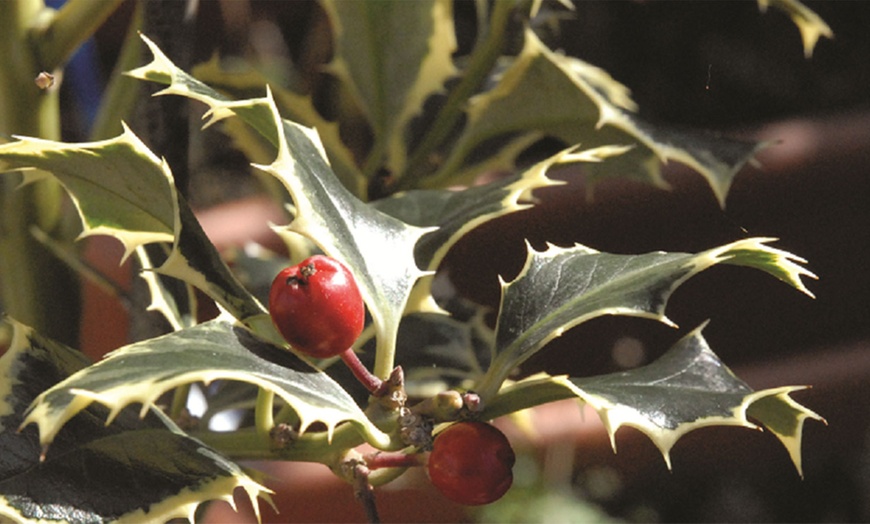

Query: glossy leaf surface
[[19, 314, 391, 450], [0, 319, 271, 523], [484, 324, 823, 476], [478, 238, 816, 397]]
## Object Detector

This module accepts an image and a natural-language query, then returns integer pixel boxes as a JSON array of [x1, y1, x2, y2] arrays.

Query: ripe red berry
[[268, 255, 365, 359], [427, 421, 515, 505]]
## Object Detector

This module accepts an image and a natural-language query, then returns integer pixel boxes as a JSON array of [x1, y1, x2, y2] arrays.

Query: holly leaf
[[192, 54, 366, 197], [19, 314, 392, 451], [130, 35, 434, 376], [320, 0, 458, 175], [0, 121, 265, 325], [0, 125, 177, 261], [477, 237, 816, 397], [483, 323, 824, 476], [255, 99, 433, 377], [451, 28, 764, 206], [0, 318, 272, 523], [135, 245, 193, 331], [377, 145, 627, 272], [758, 0, 833, 58], [745, 386, 825, 477], [158, 194, 268, 324], [375, 145, 627, 313]]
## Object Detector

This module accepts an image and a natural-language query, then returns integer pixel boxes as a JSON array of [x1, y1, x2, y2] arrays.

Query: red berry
[[268, 255, 364, 359], [427, 421, 515, 505]]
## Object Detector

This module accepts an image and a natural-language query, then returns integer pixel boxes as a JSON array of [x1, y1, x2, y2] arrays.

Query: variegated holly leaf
[[375, 145, 628, 313], [376, 145, 627, 272], [0, 318, 272, 523], [160, 195, 268, 324], [255, 99, 433, 379], [476, 238, 815, 398], [19, 314, 392, 451], [135, 245, 193, 331], [449, 28, 764, 206], [0, 124, 265, 325], [130, 35, 434, 376], [320, 0, 457, 176], [192, 55, 367, 197], [482, 323, 824, 476], [759, 0, 833, 58], [128, 35, 277, 145], [0, 125, 176, 261]]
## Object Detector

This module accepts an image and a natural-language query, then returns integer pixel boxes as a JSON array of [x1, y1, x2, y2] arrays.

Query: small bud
[[462, 391, 484, 413], [35, 71, 55, 90], [269, 423, 299, 449]]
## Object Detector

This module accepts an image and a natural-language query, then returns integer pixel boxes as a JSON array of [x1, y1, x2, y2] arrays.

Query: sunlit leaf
[[0, 318, 272, 523], [0, 124, 265, 325], [0, 125, 176, 261], [758, 0, 833, 58], [20, 314, 392, 450], [131, 35, 434, 376]]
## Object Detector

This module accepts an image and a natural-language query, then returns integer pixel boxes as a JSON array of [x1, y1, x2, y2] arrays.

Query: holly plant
[[0, 1, 829, 522]]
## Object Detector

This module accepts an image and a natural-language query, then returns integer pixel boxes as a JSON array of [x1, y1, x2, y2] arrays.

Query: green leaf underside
[[482, 237, 815, 396], [456, 29, 762, 206], [136, 245, 191, 331], [158, 196, 267, 322], [484, 324, 823, 476], [321, 0, 457, 175], [0, 126, 177, 260], [130, 34, 433, 377], [20, 315, 391, 450], [0, 319, 271, 523]]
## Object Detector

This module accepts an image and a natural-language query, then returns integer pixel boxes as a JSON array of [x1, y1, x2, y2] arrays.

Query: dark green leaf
[[483, 323, 823, 475], [0, 318, 271, 523], [131, 34, 433, 378], [453, 29, 763, 206], [20, 315, 391, 450], [477, 238, 815, 398], [320, 0, 457, 174]]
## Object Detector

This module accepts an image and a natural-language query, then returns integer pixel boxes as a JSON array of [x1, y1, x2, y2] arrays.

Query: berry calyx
[[427, 421, 515, 505], [268, 255, 365, 359]]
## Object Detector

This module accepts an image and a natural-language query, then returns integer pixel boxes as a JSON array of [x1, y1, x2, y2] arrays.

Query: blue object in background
[[46, 0, 105, 136]]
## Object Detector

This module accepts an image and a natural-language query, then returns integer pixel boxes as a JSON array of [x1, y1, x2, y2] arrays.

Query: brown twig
[[351, 462, 381, 524]]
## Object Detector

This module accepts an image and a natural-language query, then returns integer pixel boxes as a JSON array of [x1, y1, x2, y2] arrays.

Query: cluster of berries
[[269, 256, 515, 505]]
